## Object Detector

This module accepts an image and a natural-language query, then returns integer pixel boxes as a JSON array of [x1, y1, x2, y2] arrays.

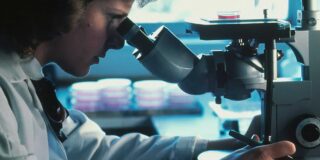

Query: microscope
[[117, 0, 320, 159]]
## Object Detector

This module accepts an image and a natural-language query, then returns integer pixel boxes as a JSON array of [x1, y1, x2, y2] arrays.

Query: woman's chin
[[74, 70, 90, 77], [65, 67, 90, 78]]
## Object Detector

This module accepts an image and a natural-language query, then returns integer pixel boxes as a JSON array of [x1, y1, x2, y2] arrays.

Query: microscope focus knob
[[295, 116, 320, 148]]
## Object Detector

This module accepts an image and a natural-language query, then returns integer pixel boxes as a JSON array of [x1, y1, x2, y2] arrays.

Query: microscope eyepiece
[[117, 17, 135, 37], [117, 17, 155, 57]]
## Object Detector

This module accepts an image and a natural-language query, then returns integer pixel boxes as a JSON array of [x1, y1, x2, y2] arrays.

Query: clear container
[[217, 11, 240, 20], [69, 81, 102, 111], [97, 78, 132, 110], [133, 80, 168, 108]]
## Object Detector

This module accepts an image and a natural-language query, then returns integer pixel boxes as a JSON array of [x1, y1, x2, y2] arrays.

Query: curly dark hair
[[0, 0, 91, 56]]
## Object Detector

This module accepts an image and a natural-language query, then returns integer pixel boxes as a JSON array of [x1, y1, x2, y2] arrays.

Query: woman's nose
[[108, 34, 125, 49]]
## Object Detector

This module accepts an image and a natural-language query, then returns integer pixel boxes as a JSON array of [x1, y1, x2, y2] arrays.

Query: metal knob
[[295, 116, 320, 148]]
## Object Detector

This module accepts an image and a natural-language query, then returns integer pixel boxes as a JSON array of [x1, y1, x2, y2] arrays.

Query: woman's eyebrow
[[111, 14, 127, 19], [106, 11, 128, 19]]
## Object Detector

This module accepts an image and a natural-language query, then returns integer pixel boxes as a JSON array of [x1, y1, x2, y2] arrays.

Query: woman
[[0, 0, 295, 159]]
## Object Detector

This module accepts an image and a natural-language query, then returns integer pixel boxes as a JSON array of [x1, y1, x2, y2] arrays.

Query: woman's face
[[45, 0, 134, 77]]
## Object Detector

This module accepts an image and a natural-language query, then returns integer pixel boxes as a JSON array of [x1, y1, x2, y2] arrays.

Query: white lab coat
[[0, 51, 208, 160]]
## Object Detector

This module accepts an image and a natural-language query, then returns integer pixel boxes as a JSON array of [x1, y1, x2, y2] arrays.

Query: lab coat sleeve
[[0, 87, 37, 160], [62, 109, 208, 160]]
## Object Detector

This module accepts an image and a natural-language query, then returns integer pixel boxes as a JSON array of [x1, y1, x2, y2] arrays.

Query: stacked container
[[97, 78, 132, 110], [69, 79, 196, 111], [166, 83, 195, 107], [70, 82, 102, 112], [133, 80, 168, 108]]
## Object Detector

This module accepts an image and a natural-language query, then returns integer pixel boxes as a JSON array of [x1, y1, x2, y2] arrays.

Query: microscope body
[[270, 1, 320, 159], [271, 30, 320, 159]]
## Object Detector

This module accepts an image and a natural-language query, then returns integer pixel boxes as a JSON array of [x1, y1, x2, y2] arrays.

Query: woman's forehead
[[99, 0, 134, 8], [136, 0, 157, 8]]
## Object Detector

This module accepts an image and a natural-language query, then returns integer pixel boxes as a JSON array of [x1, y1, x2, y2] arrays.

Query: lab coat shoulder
[[0, 52, 48, 160], [0, 77, 36, 160], [63, 109, 208, 160]]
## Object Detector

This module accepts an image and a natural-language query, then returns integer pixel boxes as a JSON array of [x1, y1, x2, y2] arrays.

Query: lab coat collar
[[20, 55, 44, 80], [0, 50, 44, 82]]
